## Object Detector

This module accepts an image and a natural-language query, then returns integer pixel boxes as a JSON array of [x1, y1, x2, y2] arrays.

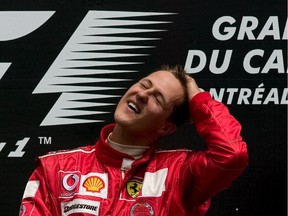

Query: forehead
[[145, 70, 180, 87]]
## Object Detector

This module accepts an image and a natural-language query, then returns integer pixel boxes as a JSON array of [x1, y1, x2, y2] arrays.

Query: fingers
[[186, 75, 201, 100]]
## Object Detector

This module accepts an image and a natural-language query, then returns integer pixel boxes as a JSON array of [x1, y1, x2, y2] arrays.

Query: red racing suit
[[19, 92, 248, 216]]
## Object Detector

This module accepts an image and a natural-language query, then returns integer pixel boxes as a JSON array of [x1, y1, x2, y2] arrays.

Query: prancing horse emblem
[[127, 181, 143, 198]]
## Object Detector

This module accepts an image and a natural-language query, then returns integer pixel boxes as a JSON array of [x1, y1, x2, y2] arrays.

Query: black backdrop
[[0, 0, 287, 215]]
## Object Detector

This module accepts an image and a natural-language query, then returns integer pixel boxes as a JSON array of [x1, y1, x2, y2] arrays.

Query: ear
[[158, 122, 177, 136]]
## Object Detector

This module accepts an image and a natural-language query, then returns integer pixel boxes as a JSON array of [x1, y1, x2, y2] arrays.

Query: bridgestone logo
[[64, 203, 98, 213], [61, 199, 100, 215]]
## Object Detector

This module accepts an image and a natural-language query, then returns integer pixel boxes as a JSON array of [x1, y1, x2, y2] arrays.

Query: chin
[[114, 113, 131, 126]]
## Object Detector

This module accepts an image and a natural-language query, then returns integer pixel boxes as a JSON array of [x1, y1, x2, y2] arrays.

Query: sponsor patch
[[79, 172, 108, 198], [127, 180, 143, 198], [142, 168, 168, 197], [59, 171, 81, 198], [130, 202, 154, 216], [61, 199, 100, 216], [83, 176, 105, 192], [22, 180, 40, 199], [19, 201, 35, 216]]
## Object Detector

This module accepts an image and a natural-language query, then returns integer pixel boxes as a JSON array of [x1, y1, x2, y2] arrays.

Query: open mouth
[[128, 102, 140, 114]]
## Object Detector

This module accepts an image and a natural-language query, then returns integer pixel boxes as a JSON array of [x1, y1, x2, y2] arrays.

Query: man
[[19, 65, 248, 216]]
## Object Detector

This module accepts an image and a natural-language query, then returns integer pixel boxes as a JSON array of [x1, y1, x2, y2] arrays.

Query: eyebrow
[[141, 78, 152, 87]]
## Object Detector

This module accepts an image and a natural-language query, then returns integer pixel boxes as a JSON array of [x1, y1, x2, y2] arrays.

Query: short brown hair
[[159, 65, 190, 127]]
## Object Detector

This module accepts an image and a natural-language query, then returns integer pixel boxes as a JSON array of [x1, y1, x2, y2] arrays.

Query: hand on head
[[186, 75, 201, 101], [185, 75, 201, 124]]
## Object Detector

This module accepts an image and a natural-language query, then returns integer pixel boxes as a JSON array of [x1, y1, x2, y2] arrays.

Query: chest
[[55, 164, 178, 215]]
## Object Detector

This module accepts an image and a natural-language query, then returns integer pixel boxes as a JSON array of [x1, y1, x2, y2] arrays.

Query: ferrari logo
[[127, 181, 143, 198]]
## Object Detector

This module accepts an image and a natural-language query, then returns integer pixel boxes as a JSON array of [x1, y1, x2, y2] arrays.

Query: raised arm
[[181, 76, 248, 212]]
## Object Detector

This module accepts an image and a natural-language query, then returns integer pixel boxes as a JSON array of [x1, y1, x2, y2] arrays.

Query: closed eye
[[154, 95, 164, 107], [139, 78, 151, 89], [139, 78, 165, 108], [140, 82, 148, 89]]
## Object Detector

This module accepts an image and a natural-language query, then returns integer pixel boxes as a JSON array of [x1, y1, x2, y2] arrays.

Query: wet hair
[[159, 65, 190, 127]]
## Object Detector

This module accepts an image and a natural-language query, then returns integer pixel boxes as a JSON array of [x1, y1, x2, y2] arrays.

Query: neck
[[110, 124, 158, 147], [107, 133, 149, 159]]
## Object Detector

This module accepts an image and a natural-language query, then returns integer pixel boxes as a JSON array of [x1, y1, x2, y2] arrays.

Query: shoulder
[[154, 148, 194, 162], [35, 144, 97, 177], [155, 148, 193, 154], [38, 144, 96, 162]]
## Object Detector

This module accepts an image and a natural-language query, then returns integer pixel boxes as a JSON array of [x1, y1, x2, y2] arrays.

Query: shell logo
[[83, 176, 105, 192]]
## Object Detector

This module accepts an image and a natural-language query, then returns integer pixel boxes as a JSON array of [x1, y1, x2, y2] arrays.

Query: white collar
[[106, 133, 149, 159]]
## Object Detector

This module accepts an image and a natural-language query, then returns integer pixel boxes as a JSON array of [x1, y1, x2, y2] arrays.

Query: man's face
[[114, 70, 185, 137]]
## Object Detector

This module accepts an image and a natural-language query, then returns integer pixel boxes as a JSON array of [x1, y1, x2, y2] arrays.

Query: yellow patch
[[83, 176, 104, 192], [127, 181, 143, 198]]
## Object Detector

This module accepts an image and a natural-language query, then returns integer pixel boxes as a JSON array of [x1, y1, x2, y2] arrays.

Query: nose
[[136, 89, 149, 103]]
